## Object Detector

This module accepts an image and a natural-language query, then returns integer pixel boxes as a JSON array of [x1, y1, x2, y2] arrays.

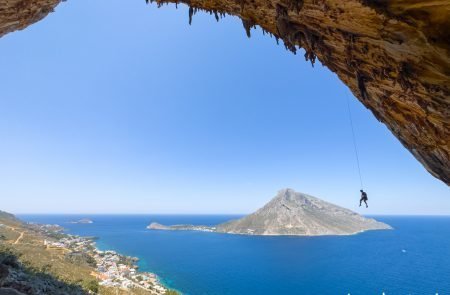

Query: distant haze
[[0, 0, 448, 215]]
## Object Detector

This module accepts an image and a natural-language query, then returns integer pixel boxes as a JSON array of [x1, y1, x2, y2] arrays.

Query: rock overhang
[[0, 0, 448, 184]]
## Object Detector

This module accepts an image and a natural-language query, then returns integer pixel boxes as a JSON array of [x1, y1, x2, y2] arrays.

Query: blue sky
[[0, 0, 448, 215]]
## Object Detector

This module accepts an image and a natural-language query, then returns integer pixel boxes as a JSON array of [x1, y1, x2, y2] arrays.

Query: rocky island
[[148, 188, 391, 236], [70, 218, 94, 224]]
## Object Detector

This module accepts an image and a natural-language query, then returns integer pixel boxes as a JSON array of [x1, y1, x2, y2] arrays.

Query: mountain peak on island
[[273, 188, 310, 203], [148, 188, 392, 236], [267, 188, 353, 213], [215, 188, 391, 236]]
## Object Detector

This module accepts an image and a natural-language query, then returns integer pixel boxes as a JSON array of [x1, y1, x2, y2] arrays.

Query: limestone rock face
[[0, 0, 449, 184], [0, 0, 60, 38], [215, 188, 391, 235]]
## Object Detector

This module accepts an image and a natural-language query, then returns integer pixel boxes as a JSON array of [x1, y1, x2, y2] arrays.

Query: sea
[[18, 215, 450, 295]]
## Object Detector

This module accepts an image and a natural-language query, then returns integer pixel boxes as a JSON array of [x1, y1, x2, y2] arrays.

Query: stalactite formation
[[1, 0, 449, 184]]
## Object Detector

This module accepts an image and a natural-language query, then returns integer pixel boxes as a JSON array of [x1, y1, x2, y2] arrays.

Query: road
[[13, 230, 24, 244], [2, 224, 25, 245]]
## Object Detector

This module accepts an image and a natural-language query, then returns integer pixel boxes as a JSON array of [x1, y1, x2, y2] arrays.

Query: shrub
[[83, 280, 99, 293]]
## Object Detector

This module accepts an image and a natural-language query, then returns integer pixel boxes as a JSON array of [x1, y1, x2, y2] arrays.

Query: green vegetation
[[83, 280, 100, 293], [0, 245, 87, 294], [119, 254, 138, 266]]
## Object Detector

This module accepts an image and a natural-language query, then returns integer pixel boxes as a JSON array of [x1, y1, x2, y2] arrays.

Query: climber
[[359, 190, 368, 208]]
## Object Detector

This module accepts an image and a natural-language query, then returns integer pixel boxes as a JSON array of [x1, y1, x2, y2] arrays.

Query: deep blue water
[[19, 215, 450, 295]]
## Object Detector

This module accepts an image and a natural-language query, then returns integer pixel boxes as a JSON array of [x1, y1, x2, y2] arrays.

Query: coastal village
[[0, 210, 179, 295], [35, 223, 171, 294]]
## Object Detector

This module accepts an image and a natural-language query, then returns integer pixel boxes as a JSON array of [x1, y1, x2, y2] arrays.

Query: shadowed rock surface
[[0, 249, 88, 295], [148, 188, 392, 236], [0, 0, 449, 184]]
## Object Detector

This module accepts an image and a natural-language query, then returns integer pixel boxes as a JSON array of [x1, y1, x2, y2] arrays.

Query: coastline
[[93, 237, 182, 295], [148, 227, 392, 236], [147, 222, 393, 237], [34, 221, 180, 295]]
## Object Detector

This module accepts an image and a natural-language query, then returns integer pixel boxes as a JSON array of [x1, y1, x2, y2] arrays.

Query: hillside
[[0, 211, 168, 295]]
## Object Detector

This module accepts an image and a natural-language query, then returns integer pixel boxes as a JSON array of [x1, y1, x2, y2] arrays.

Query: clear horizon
[[14, 212, 450, 216], [1, 0, 449, 215]]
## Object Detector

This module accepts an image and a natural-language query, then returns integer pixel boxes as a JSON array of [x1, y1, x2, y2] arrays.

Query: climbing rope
[[346, 92, 364, 190]]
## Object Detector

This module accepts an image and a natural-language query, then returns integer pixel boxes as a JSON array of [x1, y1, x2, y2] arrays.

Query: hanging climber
[[359, 190, 368, 208]]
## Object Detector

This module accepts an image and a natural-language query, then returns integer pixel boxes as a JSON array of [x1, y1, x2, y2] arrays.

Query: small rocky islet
[[70, 218, 94, 224]]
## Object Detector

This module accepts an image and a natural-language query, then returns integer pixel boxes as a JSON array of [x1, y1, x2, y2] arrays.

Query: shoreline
[[33, 222, 179, 295], [93, 238, 182, 294], [147, 222, 392, 237]]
